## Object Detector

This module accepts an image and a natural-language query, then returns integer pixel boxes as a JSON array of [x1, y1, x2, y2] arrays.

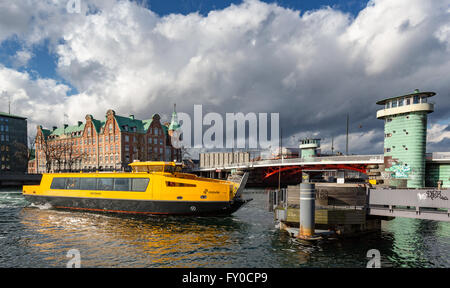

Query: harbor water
[[0, 188, 449, 268]]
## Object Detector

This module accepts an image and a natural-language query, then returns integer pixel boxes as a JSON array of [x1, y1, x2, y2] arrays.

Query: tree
[[65, 140, 85, 172]]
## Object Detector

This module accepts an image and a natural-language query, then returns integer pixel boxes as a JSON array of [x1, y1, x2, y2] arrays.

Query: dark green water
[[0, 188, 449, 268]]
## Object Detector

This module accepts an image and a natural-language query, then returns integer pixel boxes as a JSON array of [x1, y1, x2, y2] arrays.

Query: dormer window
[[123, 125, 128, 131]]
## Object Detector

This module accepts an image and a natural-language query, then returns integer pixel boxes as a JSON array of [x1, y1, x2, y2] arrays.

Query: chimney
[[64, 124, 68, 129], [129, 115, 135, 120], [52, 126, 57, 131], [78, 121, 82, 126]]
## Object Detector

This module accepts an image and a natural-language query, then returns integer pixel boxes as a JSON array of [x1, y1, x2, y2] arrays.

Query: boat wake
[[0, 192, 28, 208], [29, 202, 53, 210]]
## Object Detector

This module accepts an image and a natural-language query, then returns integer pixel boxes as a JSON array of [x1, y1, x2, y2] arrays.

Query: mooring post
[[298, 182, 316, 239]]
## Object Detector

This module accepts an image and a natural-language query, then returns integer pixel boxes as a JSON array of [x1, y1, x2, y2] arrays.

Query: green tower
[[299, 138, 320, 159], [376, 89, 435, 188]]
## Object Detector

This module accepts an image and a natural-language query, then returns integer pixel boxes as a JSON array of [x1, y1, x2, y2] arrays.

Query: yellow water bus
[[22, 161, 250, 216]]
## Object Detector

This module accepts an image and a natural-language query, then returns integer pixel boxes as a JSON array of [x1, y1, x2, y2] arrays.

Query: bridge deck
[[196, 154, 385, 171]]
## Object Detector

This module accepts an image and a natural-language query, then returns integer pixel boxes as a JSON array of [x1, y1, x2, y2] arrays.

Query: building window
[[115, 135, 119, 142], [155, 128, 159, 135], [125, 135, 129, 142], [109, 123, 113, 133]]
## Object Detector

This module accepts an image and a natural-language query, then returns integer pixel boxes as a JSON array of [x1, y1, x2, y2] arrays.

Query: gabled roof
[[91, 118, 104, 133], [41, 128, 51, 138], [114, 115, 146, 133], [142, 119, 153, 131]]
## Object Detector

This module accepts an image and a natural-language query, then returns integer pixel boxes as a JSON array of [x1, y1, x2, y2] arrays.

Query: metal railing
[[368, 188, 450, 221], [198, 154, 384, 170]]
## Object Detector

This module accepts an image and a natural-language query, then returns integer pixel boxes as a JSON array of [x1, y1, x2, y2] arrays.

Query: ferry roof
[[376, 90, 435, 105], [128, 161, 177, 167]]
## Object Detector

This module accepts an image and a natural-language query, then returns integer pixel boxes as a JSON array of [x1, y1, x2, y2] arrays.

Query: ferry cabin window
[[391, 100, 397, 108], [114, 178, 130, 191], [80, 178, 97, 190], [50, 178, 66, 189], [50, 177, 149, 192], [166, 181, 196, 187], [98, 178, 114, 190], [65, 178, 80, 190], [413, 95, 420, 104], [132, 178, 150, 192]]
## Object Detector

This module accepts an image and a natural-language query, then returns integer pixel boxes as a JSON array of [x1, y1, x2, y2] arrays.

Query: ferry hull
[[23, 195, 248, 216]]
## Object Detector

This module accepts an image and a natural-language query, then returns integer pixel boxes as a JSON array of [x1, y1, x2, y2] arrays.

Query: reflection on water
[[0, 188, 449, 267], [19, 208, 251, 267]]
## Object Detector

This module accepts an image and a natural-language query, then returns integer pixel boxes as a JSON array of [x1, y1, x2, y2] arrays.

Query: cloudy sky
[[0, 0, 449, 155]]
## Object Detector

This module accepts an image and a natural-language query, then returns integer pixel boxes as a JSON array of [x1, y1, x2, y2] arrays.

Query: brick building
[[31, 108, 181, 173]]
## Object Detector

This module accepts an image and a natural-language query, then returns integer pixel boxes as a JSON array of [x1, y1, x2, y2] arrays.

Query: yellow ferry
[[22, 161, 250, 216]]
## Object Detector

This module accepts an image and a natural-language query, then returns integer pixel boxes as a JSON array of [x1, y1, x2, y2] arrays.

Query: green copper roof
[[41, 128, 51, 138], [49, 123, 85, 137], [376, 90, 435, 105], [162, 124, 168, 135], [114, 115, 147, 133], [142, 119, 153, 131], [169, 109, 180, 131], [92, 118, 104, 133]]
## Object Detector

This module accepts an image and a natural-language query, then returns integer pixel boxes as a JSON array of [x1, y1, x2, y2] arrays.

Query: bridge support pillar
[[298, 183, 319, 240]]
